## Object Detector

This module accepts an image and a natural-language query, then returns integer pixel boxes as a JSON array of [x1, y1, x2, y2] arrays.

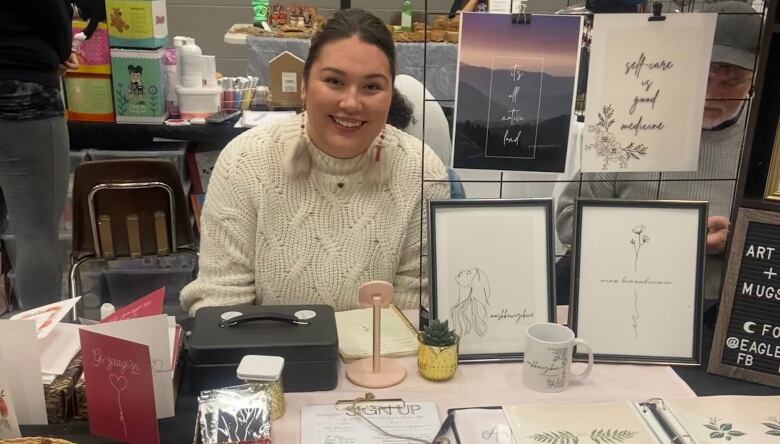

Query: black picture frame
[[428, 198, 556, 363], [570, 198, 707, 365]]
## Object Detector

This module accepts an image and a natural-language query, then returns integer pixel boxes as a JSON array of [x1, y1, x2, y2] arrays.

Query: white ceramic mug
[[522, 322, 594, 392]]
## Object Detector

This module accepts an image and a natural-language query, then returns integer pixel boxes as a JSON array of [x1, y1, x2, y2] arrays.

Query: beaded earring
[[374, 127, 386, 161]]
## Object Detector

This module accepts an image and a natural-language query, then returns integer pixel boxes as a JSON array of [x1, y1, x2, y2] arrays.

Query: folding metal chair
[[69, 159, 197, 318]]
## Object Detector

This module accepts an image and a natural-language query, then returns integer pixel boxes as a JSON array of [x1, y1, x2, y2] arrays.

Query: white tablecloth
[[272, 309, 696, 442]]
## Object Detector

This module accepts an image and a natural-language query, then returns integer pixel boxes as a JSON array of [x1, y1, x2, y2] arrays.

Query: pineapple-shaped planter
[[417, 319, 459, 381]]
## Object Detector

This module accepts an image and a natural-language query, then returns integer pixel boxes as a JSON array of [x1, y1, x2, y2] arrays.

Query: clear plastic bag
[[197, 384, 272, 444]]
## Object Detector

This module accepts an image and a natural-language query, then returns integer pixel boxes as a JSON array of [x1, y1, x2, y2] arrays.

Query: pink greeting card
[[80, 329, 159, 444], [102, 287, 165, 323]]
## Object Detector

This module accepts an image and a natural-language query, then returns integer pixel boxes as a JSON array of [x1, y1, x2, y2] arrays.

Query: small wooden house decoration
[[268, 51, 304, 109]]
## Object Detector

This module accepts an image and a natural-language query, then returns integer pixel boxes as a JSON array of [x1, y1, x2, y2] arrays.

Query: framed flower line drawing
[[428, 199, 556, 362], [570, 199, 707, 365], [764, 119, 780, 201]]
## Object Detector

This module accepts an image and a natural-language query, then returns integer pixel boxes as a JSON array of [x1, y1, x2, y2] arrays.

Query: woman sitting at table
[[181, 9, 450, 316]]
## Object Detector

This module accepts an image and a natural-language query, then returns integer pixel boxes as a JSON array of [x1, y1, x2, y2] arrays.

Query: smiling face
[[301, 35, 393, 159], [703, 62, 752, 129]]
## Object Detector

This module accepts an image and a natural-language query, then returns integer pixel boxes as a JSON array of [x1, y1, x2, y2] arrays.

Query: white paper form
[[301, 401, 441, 443]]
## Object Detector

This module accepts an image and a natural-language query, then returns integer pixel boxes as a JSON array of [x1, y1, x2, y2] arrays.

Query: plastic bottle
[[180, 39, 203, 88], [173, 36, 188, 85], [401, 0, 413, 32], [100, 303, 116, 320]]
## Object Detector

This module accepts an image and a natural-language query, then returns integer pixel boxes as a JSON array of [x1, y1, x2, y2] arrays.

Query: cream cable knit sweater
[[181, 115, 450, 315]]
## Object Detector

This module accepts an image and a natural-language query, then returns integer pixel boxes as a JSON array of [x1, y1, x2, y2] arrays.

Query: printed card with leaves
[[504, 396, 780, 444], [664, 396, 780, 443]]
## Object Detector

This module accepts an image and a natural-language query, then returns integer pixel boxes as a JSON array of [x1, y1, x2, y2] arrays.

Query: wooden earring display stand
[[345, 281, 407, 388]]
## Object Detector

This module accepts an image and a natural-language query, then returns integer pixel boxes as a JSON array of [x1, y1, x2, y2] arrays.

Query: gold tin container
[[257, 377, 285, 421], [237, 355, 286, 420]]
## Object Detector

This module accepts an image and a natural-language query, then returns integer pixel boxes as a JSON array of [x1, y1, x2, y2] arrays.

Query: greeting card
[[0, 320, 47, 424], [102, 287, 165, 323], [80, 329, 159, 444], [84, 315, 175, 418], [0, 350, 21, 439], [10, 297, 81, 339]]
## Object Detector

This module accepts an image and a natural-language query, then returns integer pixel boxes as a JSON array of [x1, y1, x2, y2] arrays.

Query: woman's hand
[[57, 52, 80, 76]]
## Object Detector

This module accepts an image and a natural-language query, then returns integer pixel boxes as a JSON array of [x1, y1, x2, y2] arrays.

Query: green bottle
[[401, 0, 413, 32]]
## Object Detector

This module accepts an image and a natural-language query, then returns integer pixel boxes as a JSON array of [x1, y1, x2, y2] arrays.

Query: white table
[[272, 308, 696, 442], [275, 356, 696, 442]]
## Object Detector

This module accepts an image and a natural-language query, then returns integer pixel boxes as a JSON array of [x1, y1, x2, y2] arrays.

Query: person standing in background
[[555, 2, 760, 310], [0, 1, 78, 309]]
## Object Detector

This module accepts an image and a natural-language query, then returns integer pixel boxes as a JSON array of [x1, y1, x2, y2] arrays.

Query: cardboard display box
[[110, 48, 168, 124], [105, 0, 168, 49], [71, 20, 111, 75], [64, 74, 115, 122]]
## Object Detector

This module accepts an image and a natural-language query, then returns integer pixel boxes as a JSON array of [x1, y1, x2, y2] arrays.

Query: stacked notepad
[[335, 305, 420, 362]]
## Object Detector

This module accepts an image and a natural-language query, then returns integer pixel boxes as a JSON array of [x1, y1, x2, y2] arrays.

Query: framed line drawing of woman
[[428, 199, 556, 362]]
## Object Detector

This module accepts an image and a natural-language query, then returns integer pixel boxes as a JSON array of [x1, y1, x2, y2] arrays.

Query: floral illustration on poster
[[452, 13, 583, 173], [582, 14, 716, 172]]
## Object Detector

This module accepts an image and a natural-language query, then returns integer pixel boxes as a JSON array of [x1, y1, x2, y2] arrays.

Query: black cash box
[[187, 304, 339, 394]]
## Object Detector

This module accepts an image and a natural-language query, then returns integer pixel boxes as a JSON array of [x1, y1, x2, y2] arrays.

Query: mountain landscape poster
[[452, 13, 583, 172]]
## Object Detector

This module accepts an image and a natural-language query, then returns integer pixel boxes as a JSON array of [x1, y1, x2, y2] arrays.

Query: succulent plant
[[420, 319, 458, 347]]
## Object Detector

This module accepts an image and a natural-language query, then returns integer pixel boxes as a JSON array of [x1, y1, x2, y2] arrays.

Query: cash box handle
[[219, 312, 311, 328]]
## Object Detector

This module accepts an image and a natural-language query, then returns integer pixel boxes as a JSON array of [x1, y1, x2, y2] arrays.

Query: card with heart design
[[83, 314, 175, 418], [79, 329, 159, 444], [102, 287, 165, 323]]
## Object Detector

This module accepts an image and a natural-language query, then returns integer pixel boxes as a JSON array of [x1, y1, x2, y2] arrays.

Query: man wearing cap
[[555, 1, 760, 310]]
